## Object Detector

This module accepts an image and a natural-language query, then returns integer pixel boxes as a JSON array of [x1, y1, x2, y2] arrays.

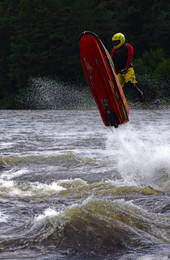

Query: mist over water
[[19, 78, 95, 109]]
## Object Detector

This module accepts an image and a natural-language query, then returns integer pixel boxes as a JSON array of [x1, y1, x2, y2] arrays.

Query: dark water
[[0, 109, 170, 260]]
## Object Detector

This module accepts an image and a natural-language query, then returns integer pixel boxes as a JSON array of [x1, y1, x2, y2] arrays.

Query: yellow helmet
[[112, 33, 125, 49]]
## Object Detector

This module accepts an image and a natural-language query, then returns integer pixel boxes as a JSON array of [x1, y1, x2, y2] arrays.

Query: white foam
[[35, 208, 61, 223], [0, 180, 66, 198], [0, 211, 8, 223], [1, 168, 29, 180], [106, 123, 170, 188]]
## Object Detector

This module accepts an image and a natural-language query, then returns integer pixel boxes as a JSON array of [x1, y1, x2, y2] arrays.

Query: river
[[0, 109, 170, 259]]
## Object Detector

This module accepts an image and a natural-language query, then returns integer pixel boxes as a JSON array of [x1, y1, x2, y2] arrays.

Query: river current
[[0, 109, 170, 259]]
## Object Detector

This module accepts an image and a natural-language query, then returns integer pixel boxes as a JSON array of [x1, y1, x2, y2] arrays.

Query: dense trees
[[0, 0, 169, 108]]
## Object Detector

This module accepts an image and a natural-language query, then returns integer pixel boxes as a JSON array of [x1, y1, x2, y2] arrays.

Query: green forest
[[0, 0, 169, 109]]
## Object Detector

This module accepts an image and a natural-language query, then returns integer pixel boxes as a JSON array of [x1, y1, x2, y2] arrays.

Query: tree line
[[0, 0, 169, 108]]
